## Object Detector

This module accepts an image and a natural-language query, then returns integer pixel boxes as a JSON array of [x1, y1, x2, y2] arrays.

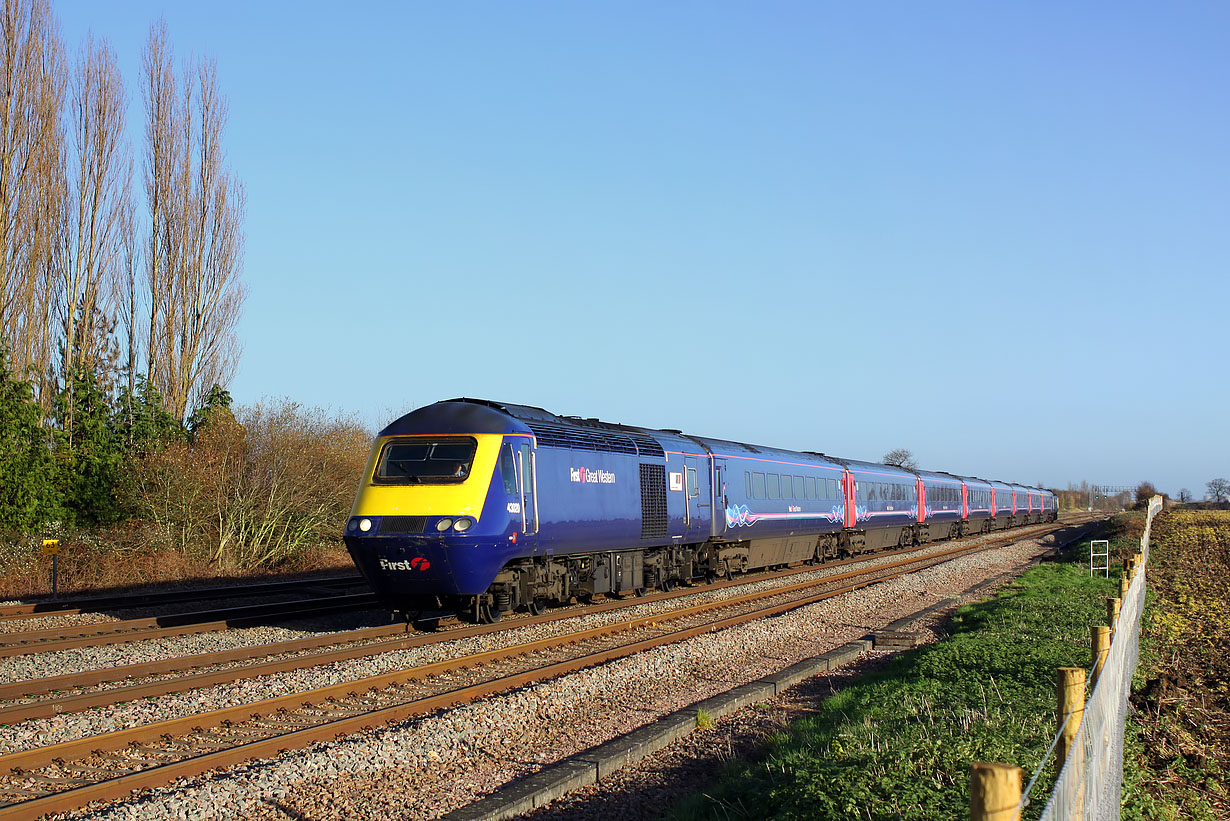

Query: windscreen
[[374, 438, 477, 484]]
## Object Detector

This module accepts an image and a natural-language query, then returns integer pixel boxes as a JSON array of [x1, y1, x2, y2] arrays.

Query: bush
[[126, 399, 370, 569]]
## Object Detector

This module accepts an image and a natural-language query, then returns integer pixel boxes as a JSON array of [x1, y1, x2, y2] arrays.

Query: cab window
[[374, 437, 477, 484], [499, 442, 519, 494]]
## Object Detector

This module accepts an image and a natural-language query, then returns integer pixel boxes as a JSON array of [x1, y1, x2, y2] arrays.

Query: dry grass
[[0, 523, 353, 600]]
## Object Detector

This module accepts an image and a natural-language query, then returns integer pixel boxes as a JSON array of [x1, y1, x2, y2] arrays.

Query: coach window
[[805, 477, 816, 500], [745, 472, 752, 498], [767, 474, 781, 499], [793, 476, 805, 499], [687, 468, 698, 498], [781, 475, 792, 500], [753, 472, 766, 499]]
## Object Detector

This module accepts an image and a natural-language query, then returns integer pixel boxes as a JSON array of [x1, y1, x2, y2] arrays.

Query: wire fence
[[1033, 495, 1162, 821]]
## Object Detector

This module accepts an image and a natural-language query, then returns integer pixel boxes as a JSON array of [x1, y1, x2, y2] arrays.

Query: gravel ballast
[[39, 534, 1062, 821]]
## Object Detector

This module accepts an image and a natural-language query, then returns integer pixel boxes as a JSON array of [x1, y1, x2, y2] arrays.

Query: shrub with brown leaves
[[126, 399, 370, 570]]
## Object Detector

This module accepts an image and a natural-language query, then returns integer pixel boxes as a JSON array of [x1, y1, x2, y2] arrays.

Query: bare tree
[[142, 21, 245, 421], [0, 0, 65, 402], [1208, 478, 1229, 504], [1134, 481, 1158, 504], [1178, 488, 1192, 504], [57, 34, 131, 438], [882, 448, 918, 471]]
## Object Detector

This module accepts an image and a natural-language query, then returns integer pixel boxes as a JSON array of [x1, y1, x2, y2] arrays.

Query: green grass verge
[[666, 554, 1119, 820]]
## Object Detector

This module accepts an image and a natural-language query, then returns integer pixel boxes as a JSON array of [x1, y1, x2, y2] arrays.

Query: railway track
[[0, 517, 1097, 819], [0, 574, 364, 622], [0, 518, 1091, 718], [0, 592, 380, 659]]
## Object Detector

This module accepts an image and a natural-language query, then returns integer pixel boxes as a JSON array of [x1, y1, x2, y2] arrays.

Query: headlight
[[358, 518, 372, 532], [453, 518, 472, 532], [436, 518, 453, 532]]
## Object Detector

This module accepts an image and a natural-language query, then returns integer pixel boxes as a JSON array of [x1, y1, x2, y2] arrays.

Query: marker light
[[358, 518, 372, 532], [436, 518, 454, 532], [453, 518, 472, 532]]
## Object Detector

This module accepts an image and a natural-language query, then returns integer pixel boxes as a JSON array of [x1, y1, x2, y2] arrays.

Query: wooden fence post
[[1057, 666, 1087, 821], [1107, 597, 1121, 631], [1119, 575, 1130, 601], [969, 761, 1023, 821], [1092, 625, 1111, 685]]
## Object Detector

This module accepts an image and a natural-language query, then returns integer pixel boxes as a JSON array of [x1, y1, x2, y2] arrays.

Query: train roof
[[380, 400, 1048, 492]]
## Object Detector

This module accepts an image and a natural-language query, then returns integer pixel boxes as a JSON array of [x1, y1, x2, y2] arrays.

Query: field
[[1126, 509, 1230, 818]]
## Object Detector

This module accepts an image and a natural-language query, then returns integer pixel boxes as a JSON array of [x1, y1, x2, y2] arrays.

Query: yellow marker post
[[42, 540, 60, 599]]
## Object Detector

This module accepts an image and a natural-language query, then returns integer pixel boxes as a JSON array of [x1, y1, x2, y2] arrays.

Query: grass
[[666, 542, 1121, 820]]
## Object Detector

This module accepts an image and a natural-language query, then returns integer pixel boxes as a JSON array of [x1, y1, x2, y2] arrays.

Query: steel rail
[[0, 593, 379, 659], [0, 574, 363, 621], [0, 525, 1074, 819]]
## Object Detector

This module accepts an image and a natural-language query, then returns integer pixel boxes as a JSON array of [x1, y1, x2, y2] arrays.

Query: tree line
[[0, 0, 247, 528], [0, 1, 354, 573], [0, 0, 243, 434]]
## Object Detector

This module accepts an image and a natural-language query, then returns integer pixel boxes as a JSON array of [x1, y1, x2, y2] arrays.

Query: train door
[[711, 462, 727, 538], [917, 478, 927, 522], [517, 442, 537, 535], [843, 471, 856, 529], [683, 454, 710, 542], [961, 483, 969, 519]]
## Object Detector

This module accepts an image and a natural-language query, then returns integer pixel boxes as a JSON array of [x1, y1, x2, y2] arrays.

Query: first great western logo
[[570, 466, 616, 485]]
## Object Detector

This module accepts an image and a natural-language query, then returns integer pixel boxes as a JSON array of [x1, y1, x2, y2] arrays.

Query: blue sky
[[57, 2, 1229, 497]]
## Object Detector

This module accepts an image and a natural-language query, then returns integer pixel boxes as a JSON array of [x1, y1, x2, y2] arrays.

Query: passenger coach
[[344, 399, 1059, 621]]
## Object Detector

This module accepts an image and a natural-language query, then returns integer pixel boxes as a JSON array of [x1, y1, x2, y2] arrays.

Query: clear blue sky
[[57, 1, 1229, 497]]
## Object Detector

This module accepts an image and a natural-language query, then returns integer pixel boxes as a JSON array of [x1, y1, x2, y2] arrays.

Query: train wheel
[[527, 597, 547, 616], [471, 598, 500, 624], [661, 578, 677, 592], [634, 587, 648, 597]]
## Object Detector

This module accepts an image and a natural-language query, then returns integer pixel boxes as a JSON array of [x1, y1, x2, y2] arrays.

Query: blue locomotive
[[343, 399, 1058, 621]]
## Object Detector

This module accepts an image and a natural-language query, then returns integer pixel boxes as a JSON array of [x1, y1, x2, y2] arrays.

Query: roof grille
[[526, 422, 663, 458]]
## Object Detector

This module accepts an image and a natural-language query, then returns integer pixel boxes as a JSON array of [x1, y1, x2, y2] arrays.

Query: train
[[343, 398, 1058, 622]]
